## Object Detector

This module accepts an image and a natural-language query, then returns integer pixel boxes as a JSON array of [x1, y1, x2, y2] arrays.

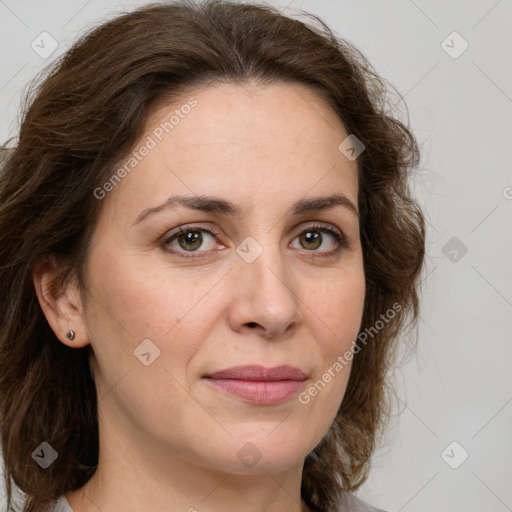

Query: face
[[76, 82, 365, 474]]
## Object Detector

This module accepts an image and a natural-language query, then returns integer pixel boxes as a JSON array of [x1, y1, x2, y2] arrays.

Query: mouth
[[202, 365, 307, 405]]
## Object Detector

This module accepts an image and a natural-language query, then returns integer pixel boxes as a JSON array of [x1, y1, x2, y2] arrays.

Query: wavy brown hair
[[0, 1, 426, 511]]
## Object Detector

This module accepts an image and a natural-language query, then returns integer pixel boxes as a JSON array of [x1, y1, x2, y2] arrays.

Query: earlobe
[[31, 256, 89, 348]]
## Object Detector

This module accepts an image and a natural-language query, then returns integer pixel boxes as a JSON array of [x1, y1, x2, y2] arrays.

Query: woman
[[0, 1, 425, 511]]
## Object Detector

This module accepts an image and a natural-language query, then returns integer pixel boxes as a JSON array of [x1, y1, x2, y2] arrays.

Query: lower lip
[[204, 378, 305, 405]]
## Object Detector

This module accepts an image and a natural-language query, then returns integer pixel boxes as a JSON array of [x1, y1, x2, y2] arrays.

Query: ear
[[31, 255, 89, 348]]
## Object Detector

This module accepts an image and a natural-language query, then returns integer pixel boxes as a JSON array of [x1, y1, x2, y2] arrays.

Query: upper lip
[[203, 365, 307, 381]]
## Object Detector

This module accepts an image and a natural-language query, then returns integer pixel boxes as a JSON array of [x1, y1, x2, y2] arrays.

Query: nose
[[227, 243, 303, 339]]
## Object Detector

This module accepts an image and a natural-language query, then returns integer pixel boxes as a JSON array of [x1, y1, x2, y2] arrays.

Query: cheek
[[85, 249, 225, 373], [298, 267, 365, 409], [83, 253, 217, 433], [306, 267, 366, 351]]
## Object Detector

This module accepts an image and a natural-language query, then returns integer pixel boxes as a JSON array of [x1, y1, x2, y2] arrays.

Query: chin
[[206, 431, 314, 474]]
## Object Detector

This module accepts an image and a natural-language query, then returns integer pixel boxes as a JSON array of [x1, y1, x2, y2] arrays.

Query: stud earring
[[66, 330, 75, 341]]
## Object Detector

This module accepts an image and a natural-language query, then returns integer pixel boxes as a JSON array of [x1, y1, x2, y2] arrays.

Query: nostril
[[247, 322, 258, 328]]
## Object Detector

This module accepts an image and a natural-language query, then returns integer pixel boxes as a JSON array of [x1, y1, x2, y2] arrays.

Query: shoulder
[[335, 492, 389, 512]]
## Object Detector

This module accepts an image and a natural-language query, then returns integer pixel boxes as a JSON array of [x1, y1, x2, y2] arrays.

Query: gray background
[[1, 1, 511, 511]]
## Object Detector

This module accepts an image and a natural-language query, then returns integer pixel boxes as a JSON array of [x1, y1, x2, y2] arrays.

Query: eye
[[290, 223, 348, 257], [162, 225, 223, 257], [161, 222, 348, 259]]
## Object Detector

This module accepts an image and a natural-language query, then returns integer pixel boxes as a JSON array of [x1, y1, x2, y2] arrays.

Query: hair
[[0, 1, 426, 511]]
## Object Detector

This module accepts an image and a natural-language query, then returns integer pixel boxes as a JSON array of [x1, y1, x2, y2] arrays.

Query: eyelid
[[292, 221, 343, 238], [291, 221, 349, 256], [162, 223, 223, 247]]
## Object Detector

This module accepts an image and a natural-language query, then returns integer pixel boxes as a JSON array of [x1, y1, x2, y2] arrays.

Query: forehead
[[103, 82, 359, 218], [148, 80, 348, 148]]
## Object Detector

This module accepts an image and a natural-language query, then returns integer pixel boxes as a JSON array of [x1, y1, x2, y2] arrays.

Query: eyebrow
[[133, 193, 359, 225]]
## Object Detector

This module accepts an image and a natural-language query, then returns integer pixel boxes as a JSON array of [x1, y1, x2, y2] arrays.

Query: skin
[[33, 82, 365, 512]]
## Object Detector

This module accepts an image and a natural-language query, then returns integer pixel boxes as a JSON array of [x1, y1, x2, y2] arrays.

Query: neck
[[66, 426, 311, 512]]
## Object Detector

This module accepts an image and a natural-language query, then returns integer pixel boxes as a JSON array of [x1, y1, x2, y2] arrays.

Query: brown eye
[[291, 224, 348, 257], [163, 226, 220, 256], [298, 230, 323, 250], [175, 230, 203, 251]]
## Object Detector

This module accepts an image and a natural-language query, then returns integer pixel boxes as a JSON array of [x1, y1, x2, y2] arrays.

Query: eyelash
[[160, 222, 349, 260]]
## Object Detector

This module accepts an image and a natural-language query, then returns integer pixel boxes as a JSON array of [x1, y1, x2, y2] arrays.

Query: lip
[[204, 365, 307, 381], [202, 365, 307, 405]]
